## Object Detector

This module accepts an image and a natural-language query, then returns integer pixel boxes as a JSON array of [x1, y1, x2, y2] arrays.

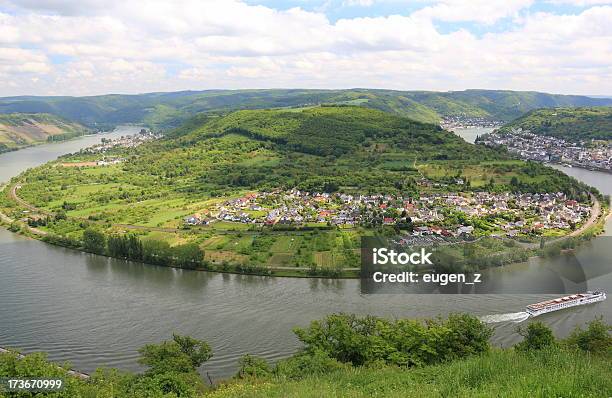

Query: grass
[[270, 235, 301, 253], [208, 348, 611, 398], [205, 250, 249, 264]]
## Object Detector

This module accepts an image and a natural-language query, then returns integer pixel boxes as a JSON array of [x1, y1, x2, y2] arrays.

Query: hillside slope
[[1, 89, 610, 130], [0, 113, 90, 153], [209, 348, 611, 398], [499, 107, 612, 141]]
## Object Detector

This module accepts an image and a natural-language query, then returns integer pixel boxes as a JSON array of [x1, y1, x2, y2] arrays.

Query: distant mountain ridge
[[1, 89, 610, 131], [499, 107, 612, 141], [0, 113, 90, 153]]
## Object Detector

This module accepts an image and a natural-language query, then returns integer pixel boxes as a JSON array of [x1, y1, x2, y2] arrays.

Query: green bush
[[293, 313, 492, 367], [565, 317, 612, 354], [515, 321, 556, 352], [236, 355, 272, 379], [275, 350, 347, 380]]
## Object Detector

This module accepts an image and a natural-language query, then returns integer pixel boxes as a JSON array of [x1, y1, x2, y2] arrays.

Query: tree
[[83, 228, 106, 254], [516, 321, 555, 352], [143, 239, 172, 265], [172, 243, 204, 269], [138, 334, 212, 375], [565, 317, 611, 353], [172, 334, 213, 369]]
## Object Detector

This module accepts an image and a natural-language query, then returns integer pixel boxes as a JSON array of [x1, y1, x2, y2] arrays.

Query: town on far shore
[[440, 116, 504, 130], [479, 127, 612, 172], [184, 188, 591, 239]]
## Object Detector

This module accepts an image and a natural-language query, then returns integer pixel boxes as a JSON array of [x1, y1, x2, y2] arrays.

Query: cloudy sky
[[0, 0, 611, 96]]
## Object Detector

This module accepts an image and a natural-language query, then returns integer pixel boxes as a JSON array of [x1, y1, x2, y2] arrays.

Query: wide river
[[0, 127, 610, 380]]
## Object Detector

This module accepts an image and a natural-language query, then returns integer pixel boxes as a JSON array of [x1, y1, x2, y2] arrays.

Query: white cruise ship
[[526, 291, 606, 317]]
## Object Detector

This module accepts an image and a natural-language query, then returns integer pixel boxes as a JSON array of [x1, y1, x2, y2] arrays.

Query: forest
[[499, 107, 612, 141], [1, 89, 611, 130]]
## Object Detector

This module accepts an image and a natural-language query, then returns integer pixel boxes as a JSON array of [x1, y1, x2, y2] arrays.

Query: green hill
[[1, 89, 610, 130], [499, 107, 612, 141], [135, 106, 563, 194], [0, 113, 90, 153], [2, 106, 597, 276]]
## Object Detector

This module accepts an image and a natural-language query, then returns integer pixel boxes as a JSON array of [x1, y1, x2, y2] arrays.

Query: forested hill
[[0, 113, 89, 153], [1, 89, 610, 130], [499, 107, 612, 141], [123, 106, 583, 196]]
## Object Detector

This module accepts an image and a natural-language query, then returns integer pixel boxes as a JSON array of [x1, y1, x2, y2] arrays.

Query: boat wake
[[480, 312, 531, 324]]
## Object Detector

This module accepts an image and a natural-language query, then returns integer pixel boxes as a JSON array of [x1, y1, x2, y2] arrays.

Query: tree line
[[83, 228, 205, 269]]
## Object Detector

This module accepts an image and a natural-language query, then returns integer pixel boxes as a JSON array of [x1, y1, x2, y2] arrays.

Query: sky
[[0, 0, 611, 97]]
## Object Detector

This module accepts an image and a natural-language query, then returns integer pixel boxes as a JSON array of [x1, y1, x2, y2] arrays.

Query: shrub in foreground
[[292, 312, 493, 367]]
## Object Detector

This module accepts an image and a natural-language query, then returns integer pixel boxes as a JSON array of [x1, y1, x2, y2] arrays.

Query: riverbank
[[544, 161, 612, 175]]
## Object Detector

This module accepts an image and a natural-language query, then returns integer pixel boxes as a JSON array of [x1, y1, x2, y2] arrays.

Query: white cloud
[[413, 0, 534, 24], [0, 0, 610, 96], [342, 0, 376, 6], [547, 0, 612, 5]]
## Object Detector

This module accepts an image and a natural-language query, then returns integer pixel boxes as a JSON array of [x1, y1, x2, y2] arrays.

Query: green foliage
[[172, 243, 204, 269], [208, 346, 612, 398], [1, 317, 610, 398], [108, 233, 144, 260], [139, 342, 196, 375], [274, 350, 347, 380], [122, 371, 203, 398], [565, 317, 612, 354], [142, 238, 173, 265], [2, 89, 610, 130], [500, 107, 612, 141], [83, 227, 106, 254], [8, 106, 593, 276], [515, 321, 556, 352], [293, 312, 493, 367], [172, 334, 213, 369], [236, 355, 272, 379]]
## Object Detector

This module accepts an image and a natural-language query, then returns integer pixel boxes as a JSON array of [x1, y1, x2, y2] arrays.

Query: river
[[0, 126, 610, 380]]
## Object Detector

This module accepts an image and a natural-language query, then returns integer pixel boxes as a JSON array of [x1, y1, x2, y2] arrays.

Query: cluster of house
[[83, 129, 161, 154], [184, 189, 590, 237], [481, 128, 612, 172], [440, 116, 503, 131]]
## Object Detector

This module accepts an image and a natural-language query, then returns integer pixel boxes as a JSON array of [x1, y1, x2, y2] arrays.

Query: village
[[82, 128, 162, 154], [480, 128, 612, 172], [440, 116, 503, 130], [185, 189, 591, 238]]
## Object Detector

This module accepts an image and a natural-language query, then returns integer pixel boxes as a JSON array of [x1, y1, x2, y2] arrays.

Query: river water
[[0, 127, 610, 380]]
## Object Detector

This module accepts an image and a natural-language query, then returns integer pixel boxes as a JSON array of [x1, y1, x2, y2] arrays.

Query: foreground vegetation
[[499, 107, 612, 141], [1, 314, 610, 397], [1, 106, 602, 276], [0, 113, 89, 153]]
